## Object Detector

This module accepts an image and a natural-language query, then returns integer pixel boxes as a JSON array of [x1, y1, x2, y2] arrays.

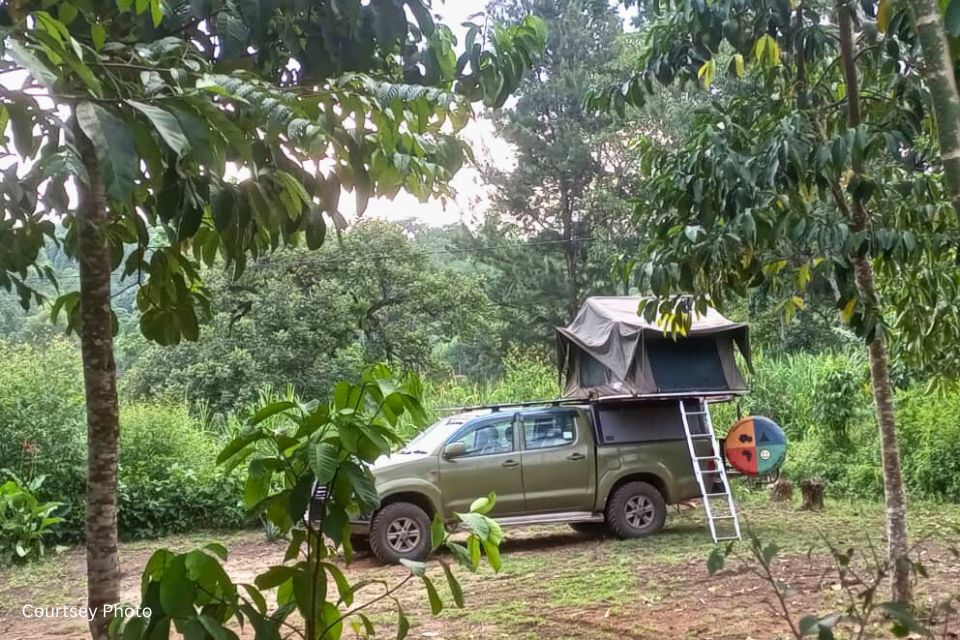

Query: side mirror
[[443, 442, 467, 459]]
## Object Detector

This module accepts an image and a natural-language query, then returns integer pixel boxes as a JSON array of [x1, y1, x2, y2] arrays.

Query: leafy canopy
[[0, 0, 546, 344], [591, 0, 960, 378]]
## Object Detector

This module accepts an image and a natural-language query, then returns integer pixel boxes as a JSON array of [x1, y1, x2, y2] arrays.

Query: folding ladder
[[679, 398, 741, 543]]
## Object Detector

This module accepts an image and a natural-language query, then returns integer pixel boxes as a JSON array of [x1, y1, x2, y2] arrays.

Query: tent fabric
[[556, 297, 752, 400]]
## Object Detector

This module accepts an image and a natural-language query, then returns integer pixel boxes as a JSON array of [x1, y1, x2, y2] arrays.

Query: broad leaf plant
[[110, 365, 505, 640]]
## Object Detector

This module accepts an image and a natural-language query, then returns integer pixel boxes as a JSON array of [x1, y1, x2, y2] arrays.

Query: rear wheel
[[369, 502, 431, 564], [604, 481, 667, 539]]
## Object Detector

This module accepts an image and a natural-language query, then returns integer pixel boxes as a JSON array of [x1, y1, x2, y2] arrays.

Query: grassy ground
[[1, 496, 958, 639]]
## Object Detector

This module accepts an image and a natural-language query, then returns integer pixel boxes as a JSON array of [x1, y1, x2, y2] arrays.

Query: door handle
[[502, 459, 519, 468], [566, 453, 586, 461]]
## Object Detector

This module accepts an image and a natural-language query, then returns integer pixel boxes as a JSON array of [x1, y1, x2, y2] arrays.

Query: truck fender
[[597, 463, 676, 507], [375, 478, 443, 519]]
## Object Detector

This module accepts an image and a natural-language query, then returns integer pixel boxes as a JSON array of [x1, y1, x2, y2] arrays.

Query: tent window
[[579, 352, 607, 387], [646, 336, 728, 391]]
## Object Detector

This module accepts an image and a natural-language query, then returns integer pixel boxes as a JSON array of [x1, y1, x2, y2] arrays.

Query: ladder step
[[699, 469, 724, 474], [715, 536, 741, 541], [711, 515, 738, 520], [694, 455, 721, 461], [703, 492, 730, 498], [689, 434, 714, 439], [683, 410, 708, 416]]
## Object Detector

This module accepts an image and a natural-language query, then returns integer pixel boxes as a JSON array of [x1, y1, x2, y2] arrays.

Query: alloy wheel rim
[[386, 517, 421, 552], [624, 495, 655, 528]]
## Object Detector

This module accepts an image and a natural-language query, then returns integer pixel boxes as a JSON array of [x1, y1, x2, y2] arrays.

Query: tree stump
[[800, 479, 825, 511], [769, 478, 794, 502]]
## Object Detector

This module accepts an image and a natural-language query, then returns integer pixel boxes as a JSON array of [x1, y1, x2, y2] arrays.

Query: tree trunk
[[836, 1, 912, 604], [76, 121, 121, 639], [908, 0, 960, 219], [560, 182, 580, 322]]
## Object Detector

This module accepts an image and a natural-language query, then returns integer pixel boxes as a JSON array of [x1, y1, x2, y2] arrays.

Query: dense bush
[[721, 349, 960, 502], [117, 405, 245, 539], [0, 339, 246, 540], [0, 339, 87, 535]]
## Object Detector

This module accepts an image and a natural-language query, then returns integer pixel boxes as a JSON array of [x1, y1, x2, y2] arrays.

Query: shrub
[[0, 475, 63, 565], [0, 339, 86, 538], [118, 404, 245, 539], [896, 389, 960, 502]]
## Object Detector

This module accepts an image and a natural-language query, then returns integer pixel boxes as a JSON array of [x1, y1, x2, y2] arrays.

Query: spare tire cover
[[723, 416, 787, 476]]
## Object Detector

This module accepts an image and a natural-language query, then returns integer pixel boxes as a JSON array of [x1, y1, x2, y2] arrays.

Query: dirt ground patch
[[1, 499, 958, 639]]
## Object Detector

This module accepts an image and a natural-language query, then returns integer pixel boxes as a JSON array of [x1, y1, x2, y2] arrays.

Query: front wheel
[[369, 502, 431, 564], [604, 481, 667, 539]]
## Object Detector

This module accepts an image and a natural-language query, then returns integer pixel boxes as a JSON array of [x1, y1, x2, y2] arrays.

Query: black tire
[[604, 481, 667, 539], [369, 502, 432, 564], [568, 522, 607, 536]]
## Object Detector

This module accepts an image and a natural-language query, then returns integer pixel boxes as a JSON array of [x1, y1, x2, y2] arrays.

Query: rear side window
[[594, 402, 707, 445], [522, 411, 576, 450]]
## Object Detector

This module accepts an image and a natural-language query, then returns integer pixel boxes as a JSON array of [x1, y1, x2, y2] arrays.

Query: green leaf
[[240, 583, 268, 614], [91, 22, 107, 50], [203, 542, 228, 561], [732, 53, 745, 78], [75, 102, 138, 203], [8, 42, 58, 88], [430, 514, 446, 550], [309, 442, 340, 484], [323, 562, 354, 607], [468, 491, 496, 515], [877, 0, 892, 32], [127, 100, 190, 158], [439, 560, 464, 607], [150, 0, 164, 25], [400, 558, 427, 576], [482, 540, 501, 572], [304, 206, 327, 250], [254, 565, 296, 590], [249, 400, 297, 425], [158, 556, 197, 619], [467, 536, 481, 569], [947, 0, 960, 36], [396, 604, 410, 640], [421, 575, 443, 614], [697, 58, 715, 88]]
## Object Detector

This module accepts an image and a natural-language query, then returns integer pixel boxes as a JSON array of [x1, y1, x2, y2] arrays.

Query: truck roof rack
[[435, 390, 744, 415]]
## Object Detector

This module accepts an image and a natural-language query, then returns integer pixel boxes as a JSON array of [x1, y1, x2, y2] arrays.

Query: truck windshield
[[399, 415, 477, 454]]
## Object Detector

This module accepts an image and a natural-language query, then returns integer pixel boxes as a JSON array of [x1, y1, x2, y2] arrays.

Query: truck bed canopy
[[556, 297, 752, 400]]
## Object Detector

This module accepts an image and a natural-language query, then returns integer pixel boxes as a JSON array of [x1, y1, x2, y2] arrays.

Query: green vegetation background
[[2, 221, 959, 542]]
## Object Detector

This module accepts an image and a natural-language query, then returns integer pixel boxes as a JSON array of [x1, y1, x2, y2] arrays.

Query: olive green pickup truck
[[352, 399, 717, 563]]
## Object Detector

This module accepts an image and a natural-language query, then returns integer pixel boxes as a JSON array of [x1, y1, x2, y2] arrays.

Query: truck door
[[518, 408, 594, 513], [438, 415, 525, 516]]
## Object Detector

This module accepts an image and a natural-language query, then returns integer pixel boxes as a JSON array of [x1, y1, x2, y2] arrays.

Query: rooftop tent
[[556, 297, 752, 400]]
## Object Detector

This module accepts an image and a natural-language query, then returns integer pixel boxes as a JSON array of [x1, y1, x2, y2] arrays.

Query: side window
[[447, 418, 515, 457], [523, 411, 576, 451]]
